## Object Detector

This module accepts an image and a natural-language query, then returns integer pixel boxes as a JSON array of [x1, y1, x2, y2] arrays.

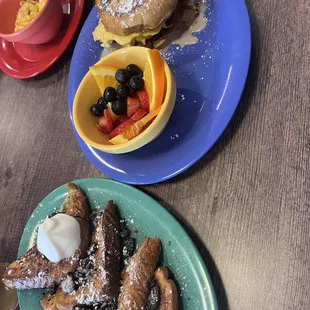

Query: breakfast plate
[[0, 0, 85, 79], [68, 0, 251, 184], [17, 178, 218, 310]]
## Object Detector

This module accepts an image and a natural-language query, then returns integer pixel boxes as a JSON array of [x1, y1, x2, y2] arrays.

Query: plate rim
[[0, 0, 85, 79], [17, 178, 218, 310], [67, 0, 251, 185]]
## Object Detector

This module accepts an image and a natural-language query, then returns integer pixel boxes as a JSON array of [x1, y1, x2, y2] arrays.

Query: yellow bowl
[[73, 46, 176, 154]]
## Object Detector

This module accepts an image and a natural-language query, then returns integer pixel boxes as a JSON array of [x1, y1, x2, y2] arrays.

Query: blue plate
[[18, 179, 218, 310], [68, 0, 251, 185]]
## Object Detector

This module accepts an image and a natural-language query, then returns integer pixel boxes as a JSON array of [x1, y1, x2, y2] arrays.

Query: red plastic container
[[0, 0, 63, 44]]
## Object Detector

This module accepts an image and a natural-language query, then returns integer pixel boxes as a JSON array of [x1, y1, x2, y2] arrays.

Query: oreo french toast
[[118, 238, 178, 310], [2, 183, 90, 290], [41, 201, 121, 310], [42, 216, 178, 310], [118, 238, 161, 309], [3, 186, 178, 310]]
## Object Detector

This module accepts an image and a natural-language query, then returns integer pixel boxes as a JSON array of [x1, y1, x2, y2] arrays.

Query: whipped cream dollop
[[37, 214, 81, 263]]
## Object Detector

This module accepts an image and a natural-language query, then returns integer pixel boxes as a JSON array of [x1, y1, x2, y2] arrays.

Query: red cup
[[0, 0, 63, 44]]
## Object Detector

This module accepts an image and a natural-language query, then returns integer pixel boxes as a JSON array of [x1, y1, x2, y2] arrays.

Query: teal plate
[[18, 179, 218, 310]]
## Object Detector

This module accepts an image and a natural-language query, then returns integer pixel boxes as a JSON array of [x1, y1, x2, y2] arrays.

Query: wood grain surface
[[1, 1, 310, 309]]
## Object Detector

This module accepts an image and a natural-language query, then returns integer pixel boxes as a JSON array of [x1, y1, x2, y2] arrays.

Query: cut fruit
[[97, 109, 114, 134], [109, 119, 134, 139], [137, 117, 156, 135], [109, 106, 161, 145], [104, 109, 114, 133], [109, 109, 146, 140], [127, 97, 141, 117], [131, 108, 148, 122], [114, 115, 129, 127], [89, 65, 119, 95], [143, 49, 165, 112], [96, 123, 109, 134], [137, 89, 150, 111]]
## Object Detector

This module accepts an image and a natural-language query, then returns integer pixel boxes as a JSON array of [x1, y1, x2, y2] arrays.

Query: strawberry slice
[[137, 89, 150, 111], [114, 115, 129, 128], [96, 123, 109, 134], [97, 109, 114, 134], [131, 108, 148, 122], [109, 119, 134, 139], [127, 97, 141, 117]]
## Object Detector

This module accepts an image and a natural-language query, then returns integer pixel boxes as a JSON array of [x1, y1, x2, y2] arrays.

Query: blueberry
[[126, 64, 143, 77], [129, 76, 144, 91], [90, 104, 104, 116], [112, 98, 127, 115], [115, 69, 130, 83], [122, 238, 136, 258], [97, 97, 108, 109], [103, 87, 117, 102], [117, 84, 130, 98]]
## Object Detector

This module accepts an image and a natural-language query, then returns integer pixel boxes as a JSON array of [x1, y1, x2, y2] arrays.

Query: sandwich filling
[[93, 22, 164, 47]]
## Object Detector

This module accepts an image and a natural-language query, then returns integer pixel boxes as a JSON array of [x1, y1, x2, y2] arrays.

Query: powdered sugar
[[4, 270, 50, 290], [99, 0, 144, 16], [125, 257, 140, 283]]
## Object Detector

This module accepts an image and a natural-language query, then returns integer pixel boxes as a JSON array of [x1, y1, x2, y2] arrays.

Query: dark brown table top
[[1, 1, 310, 309]]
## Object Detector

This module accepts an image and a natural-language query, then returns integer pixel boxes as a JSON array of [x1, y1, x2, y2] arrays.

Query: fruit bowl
[[73, 47, 176, 154]]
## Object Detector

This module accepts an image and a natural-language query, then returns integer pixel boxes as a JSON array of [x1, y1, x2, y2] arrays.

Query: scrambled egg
[[93, 22, 163, 47], [15, 0, 45, 32]]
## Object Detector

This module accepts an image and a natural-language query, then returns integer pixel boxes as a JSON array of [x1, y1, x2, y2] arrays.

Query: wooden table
[[1, 1, 309, 309]]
